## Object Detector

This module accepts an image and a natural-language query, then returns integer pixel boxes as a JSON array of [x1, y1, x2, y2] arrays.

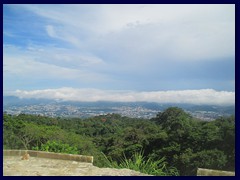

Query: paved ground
[[3, 156, 150, 176]]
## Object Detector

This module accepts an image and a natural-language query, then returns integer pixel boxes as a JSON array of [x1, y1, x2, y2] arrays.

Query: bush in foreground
[[103, 150, 179, 176]]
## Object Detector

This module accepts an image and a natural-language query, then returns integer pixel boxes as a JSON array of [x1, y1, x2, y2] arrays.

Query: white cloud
[[46, 25, 57, 38], [3, 4, 235, 93], [14, 4, 234, 62], [10, 88, 235, 106], [3, 44, 108, 82]]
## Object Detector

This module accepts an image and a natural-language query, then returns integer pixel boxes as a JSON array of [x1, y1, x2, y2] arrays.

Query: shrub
[[102, 150, 179, 176], [32, 140, 78, 154]]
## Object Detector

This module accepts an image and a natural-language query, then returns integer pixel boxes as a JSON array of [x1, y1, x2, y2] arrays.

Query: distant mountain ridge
[[3, 96, 54, 106], [3, 96, 235, 116]]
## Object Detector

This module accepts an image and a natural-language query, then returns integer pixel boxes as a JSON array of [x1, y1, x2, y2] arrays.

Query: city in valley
[[3, 96, 234, 121]]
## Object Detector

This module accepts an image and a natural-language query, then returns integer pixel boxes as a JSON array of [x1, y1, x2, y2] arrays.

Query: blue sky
[[3, 4, 235, 105]]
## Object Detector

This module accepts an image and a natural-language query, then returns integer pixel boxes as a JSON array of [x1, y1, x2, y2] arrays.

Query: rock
[[21, 152, 30, 160]]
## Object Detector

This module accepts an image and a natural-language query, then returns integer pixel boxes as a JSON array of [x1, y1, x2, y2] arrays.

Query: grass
[[102, 150, 179, 176]]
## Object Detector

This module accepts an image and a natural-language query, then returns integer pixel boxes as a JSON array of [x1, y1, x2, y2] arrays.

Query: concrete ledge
[[197, 168, 235, 176], [3, 150, 93, 164]]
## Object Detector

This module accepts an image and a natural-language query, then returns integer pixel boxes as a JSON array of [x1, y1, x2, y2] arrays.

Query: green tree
[[153, 107, 193, 138], [33, 140, 78, 154]]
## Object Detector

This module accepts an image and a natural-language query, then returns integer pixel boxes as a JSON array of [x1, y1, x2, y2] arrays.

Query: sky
[[3, 4, 235, 105]]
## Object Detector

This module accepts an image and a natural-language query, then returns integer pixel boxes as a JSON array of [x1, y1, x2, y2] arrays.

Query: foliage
[[173, 148, 228, 176], [32, 140, 78, 154], [105, 150, 179, 176], [3, 108, 235, 176]]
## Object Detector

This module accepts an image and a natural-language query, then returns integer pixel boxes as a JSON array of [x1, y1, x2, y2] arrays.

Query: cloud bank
[[9, 88, 235, 106]]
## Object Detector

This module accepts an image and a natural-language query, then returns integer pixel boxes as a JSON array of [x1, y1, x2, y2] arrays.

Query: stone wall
[[197, 168, 235, 176], [4, 152, 150, 176], [3, 150, 93, 163]]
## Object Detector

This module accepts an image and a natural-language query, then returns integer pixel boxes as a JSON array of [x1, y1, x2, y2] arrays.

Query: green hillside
[[3, 107, 235, 176]]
